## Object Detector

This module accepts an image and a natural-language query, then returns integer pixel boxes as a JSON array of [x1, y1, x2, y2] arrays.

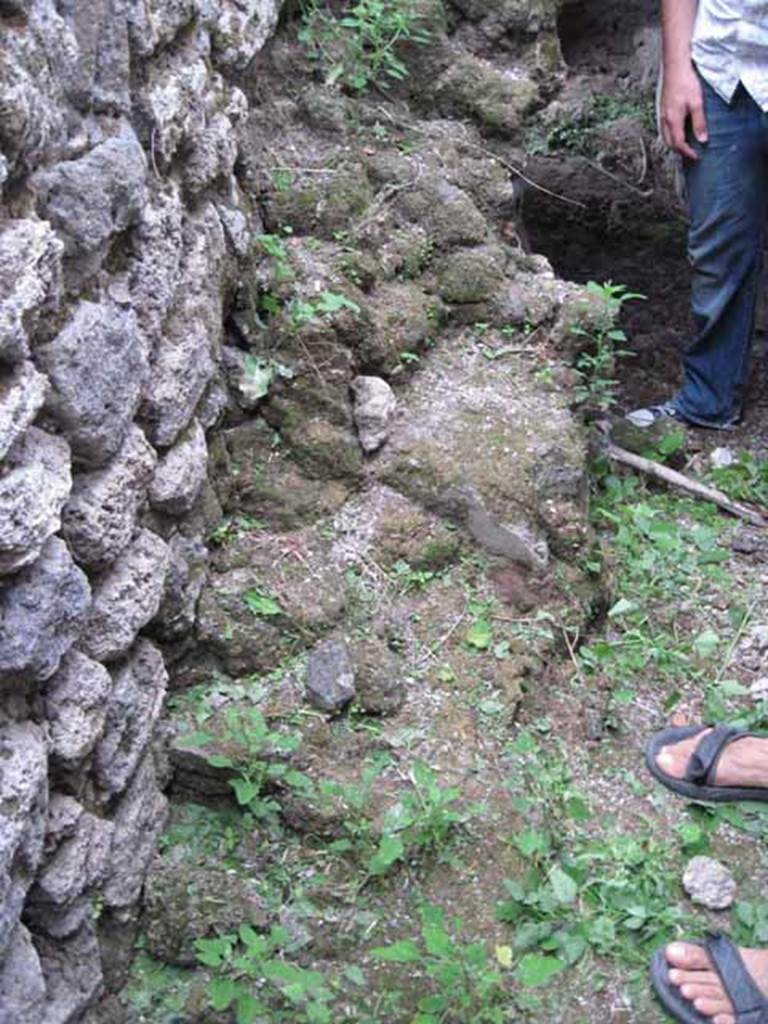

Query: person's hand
[[661, 64, 708, 159]]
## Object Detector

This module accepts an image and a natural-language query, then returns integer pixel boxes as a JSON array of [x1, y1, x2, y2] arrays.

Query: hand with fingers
[[661, 63, 709, 160]]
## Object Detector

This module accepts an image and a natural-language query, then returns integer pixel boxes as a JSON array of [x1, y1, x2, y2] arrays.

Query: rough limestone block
[[152, 532, 208, 641], [44, 651, 112, 769], [128, 182, 184, 339], [0, 219, 62, 364], [61, 425, 157, 570], [0, 537, 91, 685], [0, 361, 49, 460], [94, 640, 168, 795], [351, 376, 397, 453], [182, 111, 238, 196], [305, 639, 356, 713], [0, 924, 46, 1024], [80, 529, 170, 663], [35, 300, 149, 467], [32, 123, 146, 276], [102, 754, 168, 908], [148, 419, 208, 516], [35, 920, 103, 1024], [210, 0, 284, 71], [0, 428, 71, 576], [0, 721, 48, 959], [31, 806, 113, 908]]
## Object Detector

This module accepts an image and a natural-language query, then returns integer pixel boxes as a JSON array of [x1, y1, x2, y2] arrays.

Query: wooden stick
[[605, 443, 768, 528]]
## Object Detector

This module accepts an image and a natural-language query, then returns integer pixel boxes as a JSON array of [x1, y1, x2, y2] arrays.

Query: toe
[[680, 982, 727, 1002], [667, 942, 712, 970], [712, 1015, 736, 1024], [693, 995, 732, 1017], [669, 968, 721, 988]]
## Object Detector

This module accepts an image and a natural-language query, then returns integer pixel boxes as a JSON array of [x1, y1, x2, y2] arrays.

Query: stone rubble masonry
[[0, 1, 284, 1018]]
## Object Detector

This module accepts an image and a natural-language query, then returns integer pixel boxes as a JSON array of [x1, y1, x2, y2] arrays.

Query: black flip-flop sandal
[[645, 724, 768, 803], [651, 933, 768, 1023]]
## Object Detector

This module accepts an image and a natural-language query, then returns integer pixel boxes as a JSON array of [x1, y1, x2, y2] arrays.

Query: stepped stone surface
[[376, 335, 589, 563]]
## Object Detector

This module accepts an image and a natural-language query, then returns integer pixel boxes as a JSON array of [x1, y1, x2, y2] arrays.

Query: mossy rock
[[434, 245, 507, 304], [263, 163, 375, 237], [283, 417, 364, 481], [396, 178, 489, 249], [370, 500, 463, 571], [143, 860, 269, 966], [362, 282, 436, 373], [209, 421, 351, 530], [434, 56, 540, 136]]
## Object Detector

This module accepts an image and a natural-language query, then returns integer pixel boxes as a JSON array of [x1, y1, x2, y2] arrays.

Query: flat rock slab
[[375, 333, 589, 564]]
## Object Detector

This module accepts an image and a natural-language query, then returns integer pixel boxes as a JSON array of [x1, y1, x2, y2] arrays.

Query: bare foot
[[666, 942, 768, 1024], [656, 729, 768, 789]]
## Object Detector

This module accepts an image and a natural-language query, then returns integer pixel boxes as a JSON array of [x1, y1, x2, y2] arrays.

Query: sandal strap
[[685, 726, 747, 786], [707, 933, 768, 1020]]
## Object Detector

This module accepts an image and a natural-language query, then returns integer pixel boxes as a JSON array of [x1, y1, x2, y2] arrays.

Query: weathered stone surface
[[128, 182, 184, 340], [151, 533, 208, 641], [61, 425, 157, 571], [44, 652, 111, 770], [682, 856, 736, 910], [57, 0, 132, 113], [351, 638, 405, 716], [351, 376, 397, 453], [182, 110, 239, 196], [434, 245, 507, 304], [94, 640, 168, 795], [35, 300, 149, 467], [148, 419, 207, 516], [30, 803, 113, 909], [80, 529, 170, 663], [140, 205, 224, 447], [396, 178, 488, 248], [0, 924, 46, 1024], [0, 537, 90, 685], [363, 282, 435, 373], [209, 0, 285, 71], [143, 859, 269, 966], [0, 721, 47, 958], [0, 360, 48, 459], [376, 332, 588, 561], [198, 529, 346, 676], [102, 754, 168, 908], [305, 639, 356, 713], [434, 55, 540, 135], [32, 123, 146, 277], [0, 219, 62, 364], [35, 919, 103, 1024], [0, 428, 71, 575]]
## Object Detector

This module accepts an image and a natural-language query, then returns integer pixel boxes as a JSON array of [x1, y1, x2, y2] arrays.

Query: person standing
[[627, 0, 768, 430]]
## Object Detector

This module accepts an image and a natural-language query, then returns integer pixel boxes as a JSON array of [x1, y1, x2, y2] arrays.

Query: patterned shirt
[[692, 0, 768, 110]]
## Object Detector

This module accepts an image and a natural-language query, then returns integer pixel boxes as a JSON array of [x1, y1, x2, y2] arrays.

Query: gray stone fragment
[[148, 419, 207, 516], [44, 652, 112, 769], [129, 182, 184, 340], [210, 0, 283, 71], [60, 0, 132, 112], [62, 425, 157, 570], [0, 219, 62, 364], [682, 856, 736, 910], [32, 123, 146, 277], [29, 799, 113, 910], [103, 754, 168, 908], [0, 537, 90, 685], [35, 300, 149, 467], [80, 530, 170, 663], [0, 361, 48, 460], [94, 640, 168, 795], [0, 924, 46, 1024], [305, 639, 356, 713], [352, 375, 397, 453], [351, 638, 405, 716], [35, 919, 103, 1024], [0, 721, 48, 959], [182, 111, 238, 195], [152, 533, 208, 641], [0, 428, 71, 575]]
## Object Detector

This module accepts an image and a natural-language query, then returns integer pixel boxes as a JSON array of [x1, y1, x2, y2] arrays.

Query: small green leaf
[[466, 618, 493, 650], [209, 977, 240, 1011], [372, 939, 421, 963], [243, 588, 282, 617], [176, 730, 214, 748], [516, 953, 565, 987], [368, 834, 405, 875], [549, 865, 578, 905]]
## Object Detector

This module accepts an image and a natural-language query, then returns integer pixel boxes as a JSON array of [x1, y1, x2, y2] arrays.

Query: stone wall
[[0, 3, 282, 1020]]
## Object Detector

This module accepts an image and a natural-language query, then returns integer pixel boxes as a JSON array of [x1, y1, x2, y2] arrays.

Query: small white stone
[[750, 677, 768, 703], [682, 856, 736, 910], [709, 446, 737, 469]]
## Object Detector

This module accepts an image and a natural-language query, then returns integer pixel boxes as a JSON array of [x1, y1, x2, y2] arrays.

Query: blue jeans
[[674, 76, 768, 427]]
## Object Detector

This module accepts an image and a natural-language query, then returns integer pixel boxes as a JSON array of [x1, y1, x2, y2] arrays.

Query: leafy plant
[[289, 290, 361, 326], [178, 707, 308, 821], [372, 904, 510, 1023], [524, 93, 655, 157], [196, 924, 335, 1024], [298, 0, 431, 92], [571, 281, 644, 412]]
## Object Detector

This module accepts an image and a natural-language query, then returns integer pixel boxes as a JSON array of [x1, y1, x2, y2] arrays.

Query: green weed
[[572, 281, 644, 413]]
